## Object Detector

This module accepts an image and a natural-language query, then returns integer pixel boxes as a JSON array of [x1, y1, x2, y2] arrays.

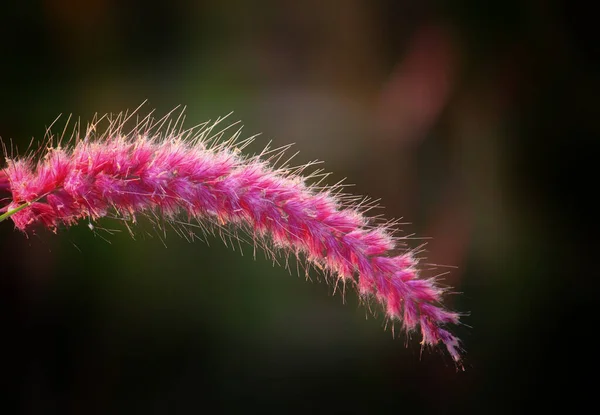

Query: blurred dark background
[[0, 0, 596, 413]]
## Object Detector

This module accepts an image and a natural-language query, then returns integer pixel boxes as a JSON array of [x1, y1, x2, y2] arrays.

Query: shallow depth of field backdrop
[[0, 1, 595, 413]]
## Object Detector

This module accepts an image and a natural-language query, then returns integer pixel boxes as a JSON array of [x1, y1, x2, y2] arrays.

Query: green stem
[[0, 202, 30, 222]]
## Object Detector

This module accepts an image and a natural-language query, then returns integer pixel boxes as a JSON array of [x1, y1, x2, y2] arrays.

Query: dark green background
[[1, 1, 595, 413]]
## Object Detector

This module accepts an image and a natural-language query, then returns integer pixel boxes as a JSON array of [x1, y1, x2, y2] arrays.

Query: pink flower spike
[[0, 108, 465, 366]]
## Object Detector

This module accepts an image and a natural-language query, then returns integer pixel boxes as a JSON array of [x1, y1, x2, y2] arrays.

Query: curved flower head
[[1, 108, 465, 366]]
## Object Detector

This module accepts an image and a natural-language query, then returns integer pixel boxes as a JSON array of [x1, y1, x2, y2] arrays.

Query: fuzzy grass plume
[[0, 106, 464, 365]]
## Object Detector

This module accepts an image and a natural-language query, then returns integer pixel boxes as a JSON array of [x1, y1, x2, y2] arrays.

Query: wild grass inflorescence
[[0, 106, 464, 365]]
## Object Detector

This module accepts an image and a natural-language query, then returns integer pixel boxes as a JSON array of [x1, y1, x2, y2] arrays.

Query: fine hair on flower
[[0, 104, 465, 366]]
